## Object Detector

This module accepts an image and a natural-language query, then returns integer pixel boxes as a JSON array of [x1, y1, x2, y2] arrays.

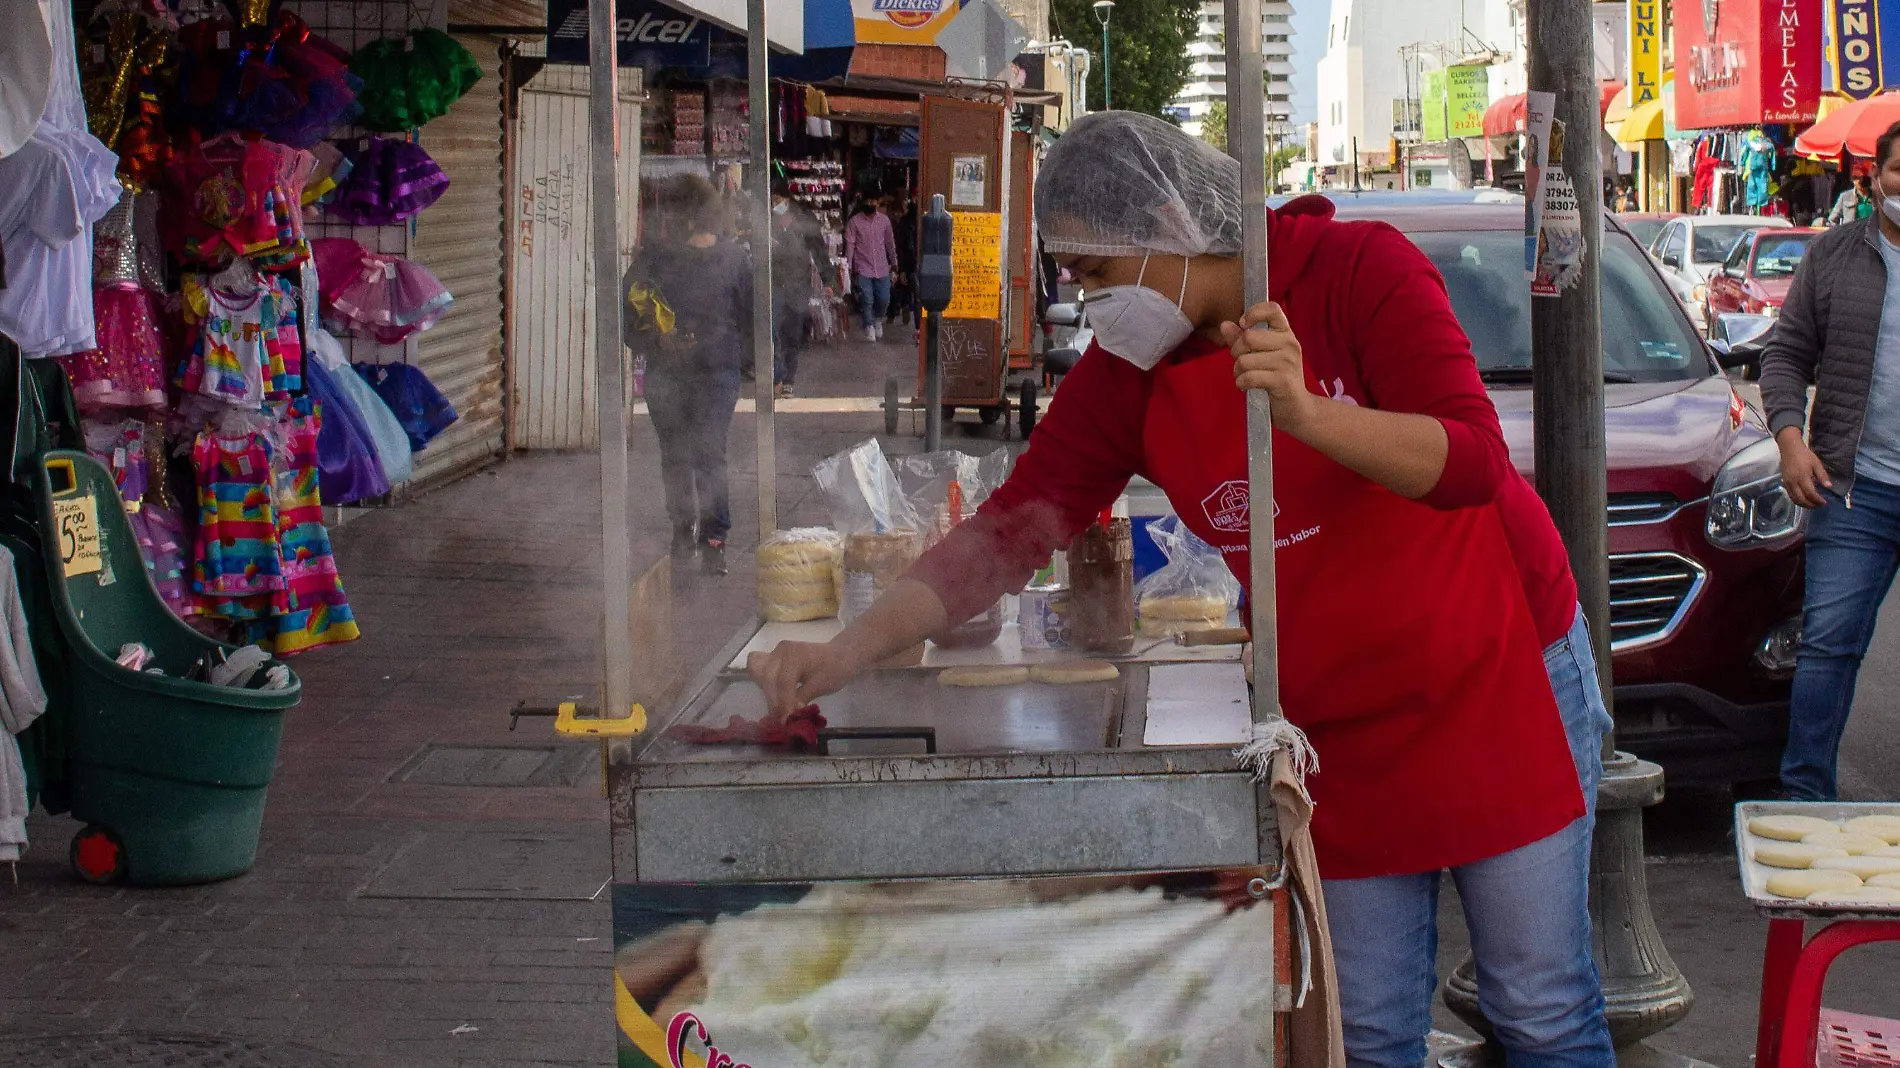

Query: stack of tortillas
[[1747, 812, 1900, 905], [757, 529, 843, 622], [1138, 595, 1228, 638]]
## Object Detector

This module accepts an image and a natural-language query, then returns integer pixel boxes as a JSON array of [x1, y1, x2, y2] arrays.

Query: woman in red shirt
[[750, 113, 1612, 1068]]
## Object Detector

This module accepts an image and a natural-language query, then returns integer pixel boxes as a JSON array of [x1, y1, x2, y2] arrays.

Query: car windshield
[[1621, 218, 1666, 249], [1751, 233, 1814, 278], [1410, 229, 1709, 384], [1692, 225, 1751, 263]]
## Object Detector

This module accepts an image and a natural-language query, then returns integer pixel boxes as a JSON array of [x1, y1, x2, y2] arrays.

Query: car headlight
[[1707, 437, 1807, 549], [1692, 283, 1708, 302]]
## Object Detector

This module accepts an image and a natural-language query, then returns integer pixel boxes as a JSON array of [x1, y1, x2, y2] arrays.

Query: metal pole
[[1440, 0, 1694, 1059], [1223, 0, 1278, 733], [1102, 23, 1111, 110], [923, 310, 942, 450], [748, 0, 777, 535], [588, 0, 632, 730]]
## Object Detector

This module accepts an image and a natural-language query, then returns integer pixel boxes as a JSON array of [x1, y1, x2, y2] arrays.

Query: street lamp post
[[1093, 0, 1114, 110]]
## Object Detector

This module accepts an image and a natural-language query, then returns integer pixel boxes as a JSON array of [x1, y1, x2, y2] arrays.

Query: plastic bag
[[1135, 515, 1240, 637], [757, 528, 844, 622], [812, 441, 924, 627], [812, 439, 919, 536], [892, 448, 1012, 546]]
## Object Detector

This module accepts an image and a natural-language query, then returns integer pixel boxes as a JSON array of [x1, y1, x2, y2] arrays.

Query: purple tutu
[[324, 136, 449, 226]]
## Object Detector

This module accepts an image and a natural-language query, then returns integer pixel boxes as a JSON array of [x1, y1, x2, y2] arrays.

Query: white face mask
[[1082, 254, 1196, 371], [774, 200, 790, 215], [1880, 177, 1900, 228]]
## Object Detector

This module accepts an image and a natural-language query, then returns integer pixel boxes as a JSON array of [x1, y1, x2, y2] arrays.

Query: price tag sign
[[53, 495, 103, 577]]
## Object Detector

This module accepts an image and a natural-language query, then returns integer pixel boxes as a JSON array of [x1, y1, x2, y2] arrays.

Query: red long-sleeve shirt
[[913, 195, 1578, 649], [908, 196, 1585, 879]]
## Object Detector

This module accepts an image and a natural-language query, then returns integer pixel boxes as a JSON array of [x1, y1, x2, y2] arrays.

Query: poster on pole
[[951, 155, 989, 207], [1522, 91, 1556, 274], [1532, 157, 1584, 298], [947, 211, 1003, 318]]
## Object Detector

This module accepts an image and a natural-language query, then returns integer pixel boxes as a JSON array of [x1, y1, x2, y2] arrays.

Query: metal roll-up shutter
[[407, 34, 508, 490]]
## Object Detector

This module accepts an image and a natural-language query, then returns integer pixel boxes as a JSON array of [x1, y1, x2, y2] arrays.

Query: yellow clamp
[[555, 701, 648, 737]]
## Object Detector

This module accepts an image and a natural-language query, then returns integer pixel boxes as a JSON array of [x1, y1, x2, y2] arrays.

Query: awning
[[1606, 73, 1670, 146], [1482, 82, 1623, 140], [1482, 94, 1525, 138]]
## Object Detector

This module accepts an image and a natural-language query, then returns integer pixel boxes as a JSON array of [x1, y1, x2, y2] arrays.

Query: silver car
[[1648, 213, 1793, 332]]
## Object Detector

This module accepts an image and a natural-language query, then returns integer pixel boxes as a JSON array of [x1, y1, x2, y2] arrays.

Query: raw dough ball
[[1804, 830, 1891, 856], [938, 665, 1031, 687], [1029, 660, 1121, 685], [1866, 872, 1900, 890], [1812, 855, 1900, 878], [1844, 815, 1900, 844], [1806, 886, 1900, 906], [1138, 595, 1228, 637], [1765, 869, 1863, 899], [1749, 814, 1841, 841], [1753, 842, 1850, 869]]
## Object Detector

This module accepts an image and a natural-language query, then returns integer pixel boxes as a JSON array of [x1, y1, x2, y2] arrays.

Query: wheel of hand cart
[[883, 376, 900, 436], [70, 825, 127, 885], [979, 405, 1003, 426], [1019, 380, 1039, 439]]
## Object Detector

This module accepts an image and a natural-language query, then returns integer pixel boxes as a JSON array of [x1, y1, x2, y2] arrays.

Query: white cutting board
[[1142, 663, 1250, 746]]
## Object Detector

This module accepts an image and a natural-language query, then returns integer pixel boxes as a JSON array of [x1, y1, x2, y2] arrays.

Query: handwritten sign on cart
[[947, 211, 1002, 319], [53, 495, 103, 577]]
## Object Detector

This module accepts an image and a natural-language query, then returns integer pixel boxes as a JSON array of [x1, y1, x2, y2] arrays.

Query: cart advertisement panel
[[612, 872, 1286, 1068]]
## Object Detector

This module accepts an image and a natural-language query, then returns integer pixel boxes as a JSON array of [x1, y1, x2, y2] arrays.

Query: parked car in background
[[1344, 202, 1805, 789], [1649, 214, 1793, 332], [1704, 227, 1819, 322], [1617, 211, 1684, 253]]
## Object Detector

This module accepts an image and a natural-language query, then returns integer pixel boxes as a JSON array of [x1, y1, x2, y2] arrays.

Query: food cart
[[573, 0, 1297, 1059]]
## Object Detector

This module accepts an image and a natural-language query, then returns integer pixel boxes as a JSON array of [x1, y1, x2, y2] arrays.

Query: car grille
[[1608, 552, 1707, 650], [1607, 493, 1684, 525]]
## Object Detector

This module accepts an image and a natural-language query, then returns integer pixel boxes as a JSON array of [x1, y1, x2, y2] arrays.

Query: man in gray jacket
[[1759, 121, 1900, 800]]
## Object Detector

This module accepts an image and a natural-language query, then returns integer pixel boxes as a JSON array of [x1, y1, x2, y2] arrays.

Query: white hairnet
[[1035, 111, 1242, 259]]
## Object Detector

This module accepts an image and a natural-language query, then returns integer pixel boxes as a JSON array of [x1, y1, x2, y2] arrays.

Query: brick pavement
[[0, 338, 1014, 1066]]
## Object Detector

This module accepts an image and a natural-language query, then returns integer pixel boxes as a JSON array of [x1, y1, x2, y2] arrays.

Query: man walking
[[770, 181, 826, 397], [1760, 121, 1900, 800], [1828, 174, 1874, 227], [844, 194, 897, 342]]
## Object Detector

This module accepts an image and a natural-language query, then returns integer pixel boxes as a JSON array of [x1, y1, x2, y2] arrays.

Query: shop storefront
[[1670, 0, 1830, 219]]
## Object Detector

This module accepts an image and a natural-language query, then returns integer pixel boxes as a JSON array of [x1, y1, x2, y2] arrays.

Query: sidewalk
[[0, 337, 967, 1066]]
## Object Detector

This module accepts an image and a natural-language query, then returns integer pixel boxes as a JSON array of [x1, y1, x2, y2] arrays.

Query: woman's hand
[[1777, 427, 1833, 509], [1222, 302, 1320, 434], [748, 641, 865, 717]]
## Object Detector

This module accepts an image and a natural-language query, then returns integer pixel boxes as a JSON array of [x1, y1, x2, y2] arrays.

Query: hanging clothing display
[[324, 136, 449, 225], [355, 362, 457, 452], [1741, 132, 1776, 210], [0, 542, 48, 863], [348, 29, 482, 132]]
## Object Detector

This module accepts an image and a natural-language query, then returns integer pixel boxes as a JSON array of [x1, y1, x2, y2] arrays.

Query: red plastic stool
[[1756, 919, 1900, 1068]]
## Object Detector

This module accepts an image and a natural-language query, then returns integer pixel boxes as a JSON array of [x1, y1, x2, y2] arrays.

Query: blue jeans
[[855, 274, 891, 329], [1325, 608, 1613, 1068], [1781, 477, 1900, 800]]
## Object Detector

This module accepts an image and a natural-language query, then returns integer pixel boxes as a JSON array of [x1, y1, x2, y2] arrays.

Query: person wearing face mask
[[769, 181, 827, 398], [747, 112, 1611, 1068], [1761, 120, 1900, 801]]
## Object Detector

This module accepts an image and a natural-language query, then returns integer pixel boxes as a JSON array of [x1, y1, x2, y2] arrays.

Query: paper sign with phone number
[[946, 211, 1002, 319]]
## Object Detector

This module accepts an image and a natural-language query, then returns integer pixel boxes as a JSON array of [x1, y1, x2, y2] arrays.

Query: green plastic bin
[[33, 451, 301, 886]]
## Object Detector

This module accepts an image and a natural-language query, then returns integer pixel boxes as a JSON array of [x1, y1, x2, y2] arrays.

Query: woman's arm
[[749, 351, 1151, 714], [1223, 225, 1511, 505]]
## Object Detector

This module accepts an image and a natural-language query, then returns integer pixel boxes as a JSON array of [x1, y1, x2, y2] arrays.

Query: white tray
[[1734, 800, 1900, 918]]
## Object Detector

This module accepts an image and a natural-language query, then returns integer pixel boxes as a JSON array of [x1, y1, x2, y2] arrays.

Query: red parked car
[[1704, 227, 1820, 321], [1327, 196, 1805, 788]]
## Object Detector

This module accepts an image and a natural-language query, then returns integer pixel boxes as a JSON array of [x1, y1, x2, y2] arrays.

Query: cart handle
[[817, 726, 938, 755]]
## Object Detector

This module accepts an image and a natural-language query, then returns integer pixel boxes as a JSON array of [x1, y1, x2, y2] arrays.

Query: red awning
[[1481, 83, 1622, 139], [1483, 94, 1526, 138]]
